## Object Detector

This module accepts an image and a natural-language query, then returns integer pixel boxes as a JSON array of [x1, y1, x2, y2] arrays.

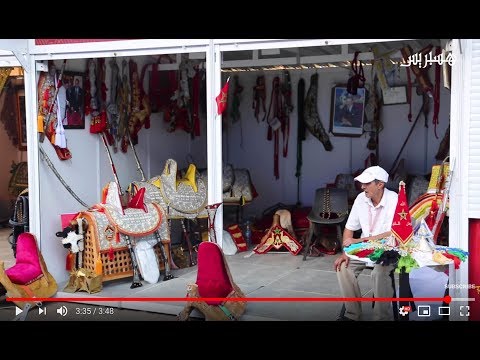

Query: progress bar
[[450, 297, 476, 302], [6, 296, 460, 303]]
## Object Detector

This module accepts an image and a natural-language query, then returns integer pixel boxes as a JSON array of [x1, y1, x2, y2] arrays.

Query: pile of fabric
[[344, 181, 468, 274], [344, 231, 468, 274]]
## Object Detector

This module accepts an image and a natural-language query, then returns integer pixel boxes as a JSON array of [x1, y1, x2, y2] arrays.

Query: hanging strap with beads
[[266, 77, 282, 179], [206, 202, 222, 244]]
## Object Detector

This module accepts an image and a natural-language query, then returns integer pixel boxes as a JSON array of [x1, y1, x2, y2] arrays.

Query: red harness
[[253, 76, 267, 122]]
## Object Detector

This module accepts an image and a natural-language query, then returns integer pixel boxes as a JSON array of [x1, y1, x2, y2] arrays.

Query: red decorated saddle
[[178, 242, 246, 320], [0, 233, 58, 310]]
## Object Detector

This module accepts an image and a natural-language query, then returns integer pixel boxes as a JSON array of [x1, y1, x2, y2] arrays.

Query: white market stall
[[0, 38, 473, 320]]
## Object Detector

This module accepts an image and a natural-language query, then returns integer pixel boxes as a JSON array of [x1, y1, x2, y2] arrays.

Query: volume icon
[[56, 305, 68, 317]]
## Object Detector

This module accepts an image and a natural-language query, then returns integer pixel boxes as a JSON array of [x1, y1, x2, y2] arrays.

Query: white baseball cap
[[354, 166, 389, 184]]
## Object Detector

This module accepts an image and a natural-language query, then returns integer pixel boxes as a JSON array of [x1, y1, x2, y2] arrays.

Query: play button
[[15, 307, 22, 316]]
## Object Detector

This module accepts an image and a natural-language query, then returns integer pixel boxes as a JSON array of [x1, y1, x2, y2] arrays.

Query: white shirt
[[345, 188, 398, 238]]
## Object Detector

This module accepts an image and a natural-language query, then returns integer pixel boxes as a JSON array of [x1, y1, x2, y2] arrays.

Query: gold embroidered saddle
[[131, 159, 208, 219]]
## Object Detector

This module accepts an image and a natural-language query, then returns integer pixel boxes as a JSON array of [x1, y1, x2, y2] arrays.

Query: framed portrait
[[15, 86, 27, 151], [61, 71, 85, 129], [330, 86, 366, 137], [382, 86, 407, 105]]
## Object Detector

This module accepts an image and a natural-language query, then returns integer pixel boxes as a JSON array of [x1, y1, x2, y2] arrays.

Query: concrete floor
[[1, 228, 372, 321], [52, 249, 376, 321]]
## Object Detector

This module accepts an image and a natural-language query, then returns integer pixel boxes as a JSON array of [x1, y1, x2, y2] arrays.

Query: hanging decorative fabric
[[230, 74, 243, 123], [405, 66, 413, 122], [163, 57, 194, 135], [252, 75, 266, 122], [266, 77, 282, 179], [432, 46, 442, 139], [295, 78, 306, 205], [191, 68, 201, 137], [435, 124, 450, 161], [54, 118, 67, 149], [37, 60, 72, 160], [0, 67, 13, 95], [281, 70, 292, 158], [303, 73, 333, 151], [127, 59, 151, 148], [391, 181, 414, 246], [400, 45, 434, 96], [347, 51, 366, 95], [106, 58, 120, 152], [88, 58, 107, 135], [216, 77, 230, 115], [0, 79, 20, 147], [148, 55, 178, 113], [117, 60, 130, 152]]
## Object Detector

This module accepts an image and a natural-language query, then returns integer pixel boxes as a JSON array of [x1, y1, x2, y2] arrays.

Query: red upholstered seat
[[195, 242, 233, 305], [5, 233, 43, 285]]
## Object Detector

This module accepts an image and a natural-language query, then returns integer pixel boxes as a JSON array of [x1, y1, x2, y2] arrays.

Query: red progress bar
[[6, 296, 451, 303]]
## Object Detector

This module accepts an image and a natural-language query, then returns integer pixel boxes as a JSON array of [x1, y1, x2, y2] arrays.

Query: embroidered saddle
[[132, 159, 208, 219], [78, 182, 170, 284], [89, 182, 166, 242]]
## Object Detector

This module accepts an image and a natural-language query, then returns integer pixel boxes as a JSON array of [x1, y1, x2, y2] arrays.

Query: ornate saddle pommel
[[152, 159, 207, 214], [176, 163, 198, 192]]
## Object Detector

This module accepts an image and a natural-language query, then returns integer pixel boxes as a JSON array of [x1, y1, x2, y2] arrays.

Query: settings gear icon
[[399, 306, 409, 316]]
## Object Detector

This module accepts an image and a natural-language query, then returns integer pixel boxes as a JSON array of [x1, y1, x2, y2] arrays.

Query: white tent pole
[[206, 40, 224, 247]]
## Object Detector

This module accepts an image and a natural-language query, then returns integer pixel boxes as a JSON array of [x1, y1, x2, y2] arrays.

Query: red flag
[[216, 78, 230, 115], [391, 181, 414, 245]]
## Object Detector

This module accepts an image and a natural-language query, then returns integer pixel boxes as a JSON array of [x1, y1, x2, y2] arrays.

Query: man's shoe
[[336, 315, 355, 321]]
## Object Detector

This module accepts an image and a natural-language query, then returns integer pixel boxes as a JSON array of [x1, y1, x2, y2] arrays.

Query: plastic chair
[[303, 188, 349, 260]]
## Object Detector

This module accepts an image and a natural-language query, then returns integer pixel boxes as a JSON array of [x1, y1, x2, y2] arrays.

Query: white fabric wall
[[224, 66, 451, 216]]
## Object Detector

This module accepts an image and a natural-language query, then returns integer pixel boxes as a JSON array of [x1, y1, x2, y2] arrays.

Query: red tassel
[[66, 252, 75, 271], [95, 257, 103, 275], [426, 199, 439, 230], [108, 244, 115, 261], [115, 229, 120, 244]]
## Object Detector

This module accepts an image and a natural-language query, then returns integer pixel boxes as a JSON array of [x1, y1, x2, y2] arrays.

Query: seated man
[[334, 166, 398, 321]]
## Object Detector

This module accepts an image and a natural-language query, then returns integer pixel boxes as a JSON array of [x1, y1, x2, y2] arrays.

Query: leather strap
[[192, 69, 201, 137], [406, 67, 413, 122], [219, 304, 236, 320], [433, 46, 442, 139], [281, 71, 292, 158], [295, 78, 305, 205], [266, 77, 282, 179], [253, 76, 266, 122]]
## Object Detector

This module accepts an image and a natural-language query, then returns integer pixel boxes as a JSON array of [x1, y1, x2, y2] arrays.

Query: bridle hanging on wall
[[347, 51, 366, 95]]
